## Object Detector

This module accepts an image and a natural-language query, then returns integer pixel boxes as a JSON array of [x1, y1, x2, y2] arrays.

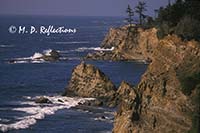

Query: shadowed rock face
[[64, 62, 117, 107], [113, 81, 141, 133], [42, 50, 60, 61], [113, 35, 200, 133], [86, 26, 158, 62]]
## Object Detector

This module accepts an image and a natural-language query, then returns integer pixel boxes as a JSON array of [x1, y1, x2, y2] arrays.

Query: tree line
[[126, 1, 147, 27], [126, 0, 200, 41]]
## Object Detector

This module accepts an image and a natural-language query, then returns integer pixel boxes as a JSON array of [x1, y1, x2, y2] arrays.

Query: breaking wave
[[0, 45, 14, 48], [58, 47, 114, 54], [8, 46, 114, 64], [75, 47, 114, 52], [8, 49, 55, 64], [54, 41, 90, 44], [0, 95, 94, 132]]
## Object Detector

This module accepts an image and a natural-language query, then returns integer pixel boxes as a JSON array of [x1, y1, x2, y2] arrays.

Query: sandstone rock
[[113, 81, 141, 133], [113, 35, 200, 133], [85, 25, 158, 62], [64, 62, 117, 107]]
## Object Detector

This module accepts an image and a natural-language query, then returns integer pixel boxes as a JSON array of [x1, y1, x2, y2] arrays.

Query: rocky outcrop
[[64, 62, 117, 107], [113, 81, 141, 133], [8, 49, 60, 64], [113, 35, 200, 133], [34, 49, 60, 61], [86, 26, 159, 62], [35, 97, 52, 104]]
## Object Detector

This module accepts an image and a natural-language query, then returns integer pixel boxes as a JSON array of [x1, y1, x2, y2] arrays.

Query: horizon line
[[0, 13, 127, 18]]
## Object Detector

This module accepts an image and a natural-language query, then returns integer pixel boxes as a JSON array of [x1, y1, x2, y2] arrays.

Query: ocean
[[0, 15, 147, 132]]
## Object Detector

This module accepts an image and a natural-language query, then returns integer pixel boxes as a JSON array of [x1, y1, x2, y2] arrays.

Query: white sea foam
[[67, 57, 81, 60], [0, 45, 14, 48], [12, 61, 29, 64], [57, 50, 70, 53], [54, 41, 89, 44], [11, 60, 45, 64], [13, 57, 32, 60], [0, 95, 94, 132], [31, 53, 43, 60], [31, 60, 45, 64], [43, 49, 52, 56], [10, 49, 54, 64], [58, 46, 114, 54], [93, 116, 114, 123], [75, 47, 114, 52]]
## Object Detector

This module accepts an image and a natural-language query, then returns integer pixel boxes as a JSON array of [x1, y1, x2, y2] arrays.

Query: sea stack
[[64, 62, 117, 107]]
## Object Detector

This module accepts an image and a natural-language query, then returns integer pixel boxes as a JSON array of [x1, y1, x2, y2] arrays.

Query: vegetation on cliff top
[[155, 0, 200, 41], [126, 0, 200, 41]]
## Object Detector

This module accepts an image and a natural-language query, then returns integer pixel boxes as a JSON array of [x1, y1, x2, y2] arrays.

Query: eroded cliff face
[[113, 35, 200, 133], [86, 26, 159, 62], [65, 25, 200, 132]]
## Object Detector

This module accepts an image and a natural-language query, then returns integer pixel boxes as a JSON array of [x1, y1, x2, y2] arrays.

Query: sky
[[0, 0, 174, 17]]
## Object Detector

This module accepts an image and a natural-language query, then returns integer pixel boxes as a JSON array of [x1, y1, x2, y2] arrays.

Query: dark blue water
[[0, 15, 147, 132]]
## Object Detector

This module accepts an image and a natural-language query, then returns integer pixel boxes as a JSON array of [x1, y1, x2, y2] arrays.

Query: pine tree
[[135, 1, 147, 25], [126, 4, 134, 27]]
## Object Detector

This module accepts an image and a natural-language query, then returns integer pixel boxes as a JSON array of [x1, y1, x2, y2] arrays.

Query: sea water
[[0, 15, 147, 132]]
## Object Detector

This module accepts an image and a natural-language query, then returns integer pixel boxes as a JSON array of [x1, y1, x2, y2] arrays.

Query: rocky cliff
[[65, 25, 200, 132], [86, 26, 159, 62], [113, 35, 200, 133], [64, 62, 117, 107]]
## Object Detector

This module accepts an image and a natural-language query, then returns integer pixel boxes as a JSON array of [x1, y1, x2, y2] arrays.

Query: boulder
[[35, 97, 52, 104], [42, 49, 60, 61]]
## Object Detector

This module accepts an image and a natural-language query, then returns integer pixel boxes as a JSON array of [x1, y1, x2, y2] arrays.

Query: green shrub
[[155, 0, 200, 40], [189, 88, 200, 133], [181, 73, 200, 95], [156, 21, 173, 39], [175, 16, 200, 41]]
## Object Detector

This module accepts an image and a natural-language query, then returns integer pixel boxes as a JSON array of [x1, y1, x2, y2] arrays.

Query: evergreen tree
[[135, 1, 147, 25], [126, 4, 134, 27], [156, 0, 200, 40]]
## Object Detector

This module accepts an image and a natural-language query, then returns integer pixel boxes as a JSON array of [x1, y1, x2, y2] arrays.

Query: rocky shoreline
[[85, 25, 158, 63], [63, 25, 200, 133]]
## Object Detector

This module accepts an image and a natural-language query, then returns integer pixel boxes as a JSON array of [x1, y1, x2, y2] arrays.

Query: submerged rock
[[64, 62, 117, 107]]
